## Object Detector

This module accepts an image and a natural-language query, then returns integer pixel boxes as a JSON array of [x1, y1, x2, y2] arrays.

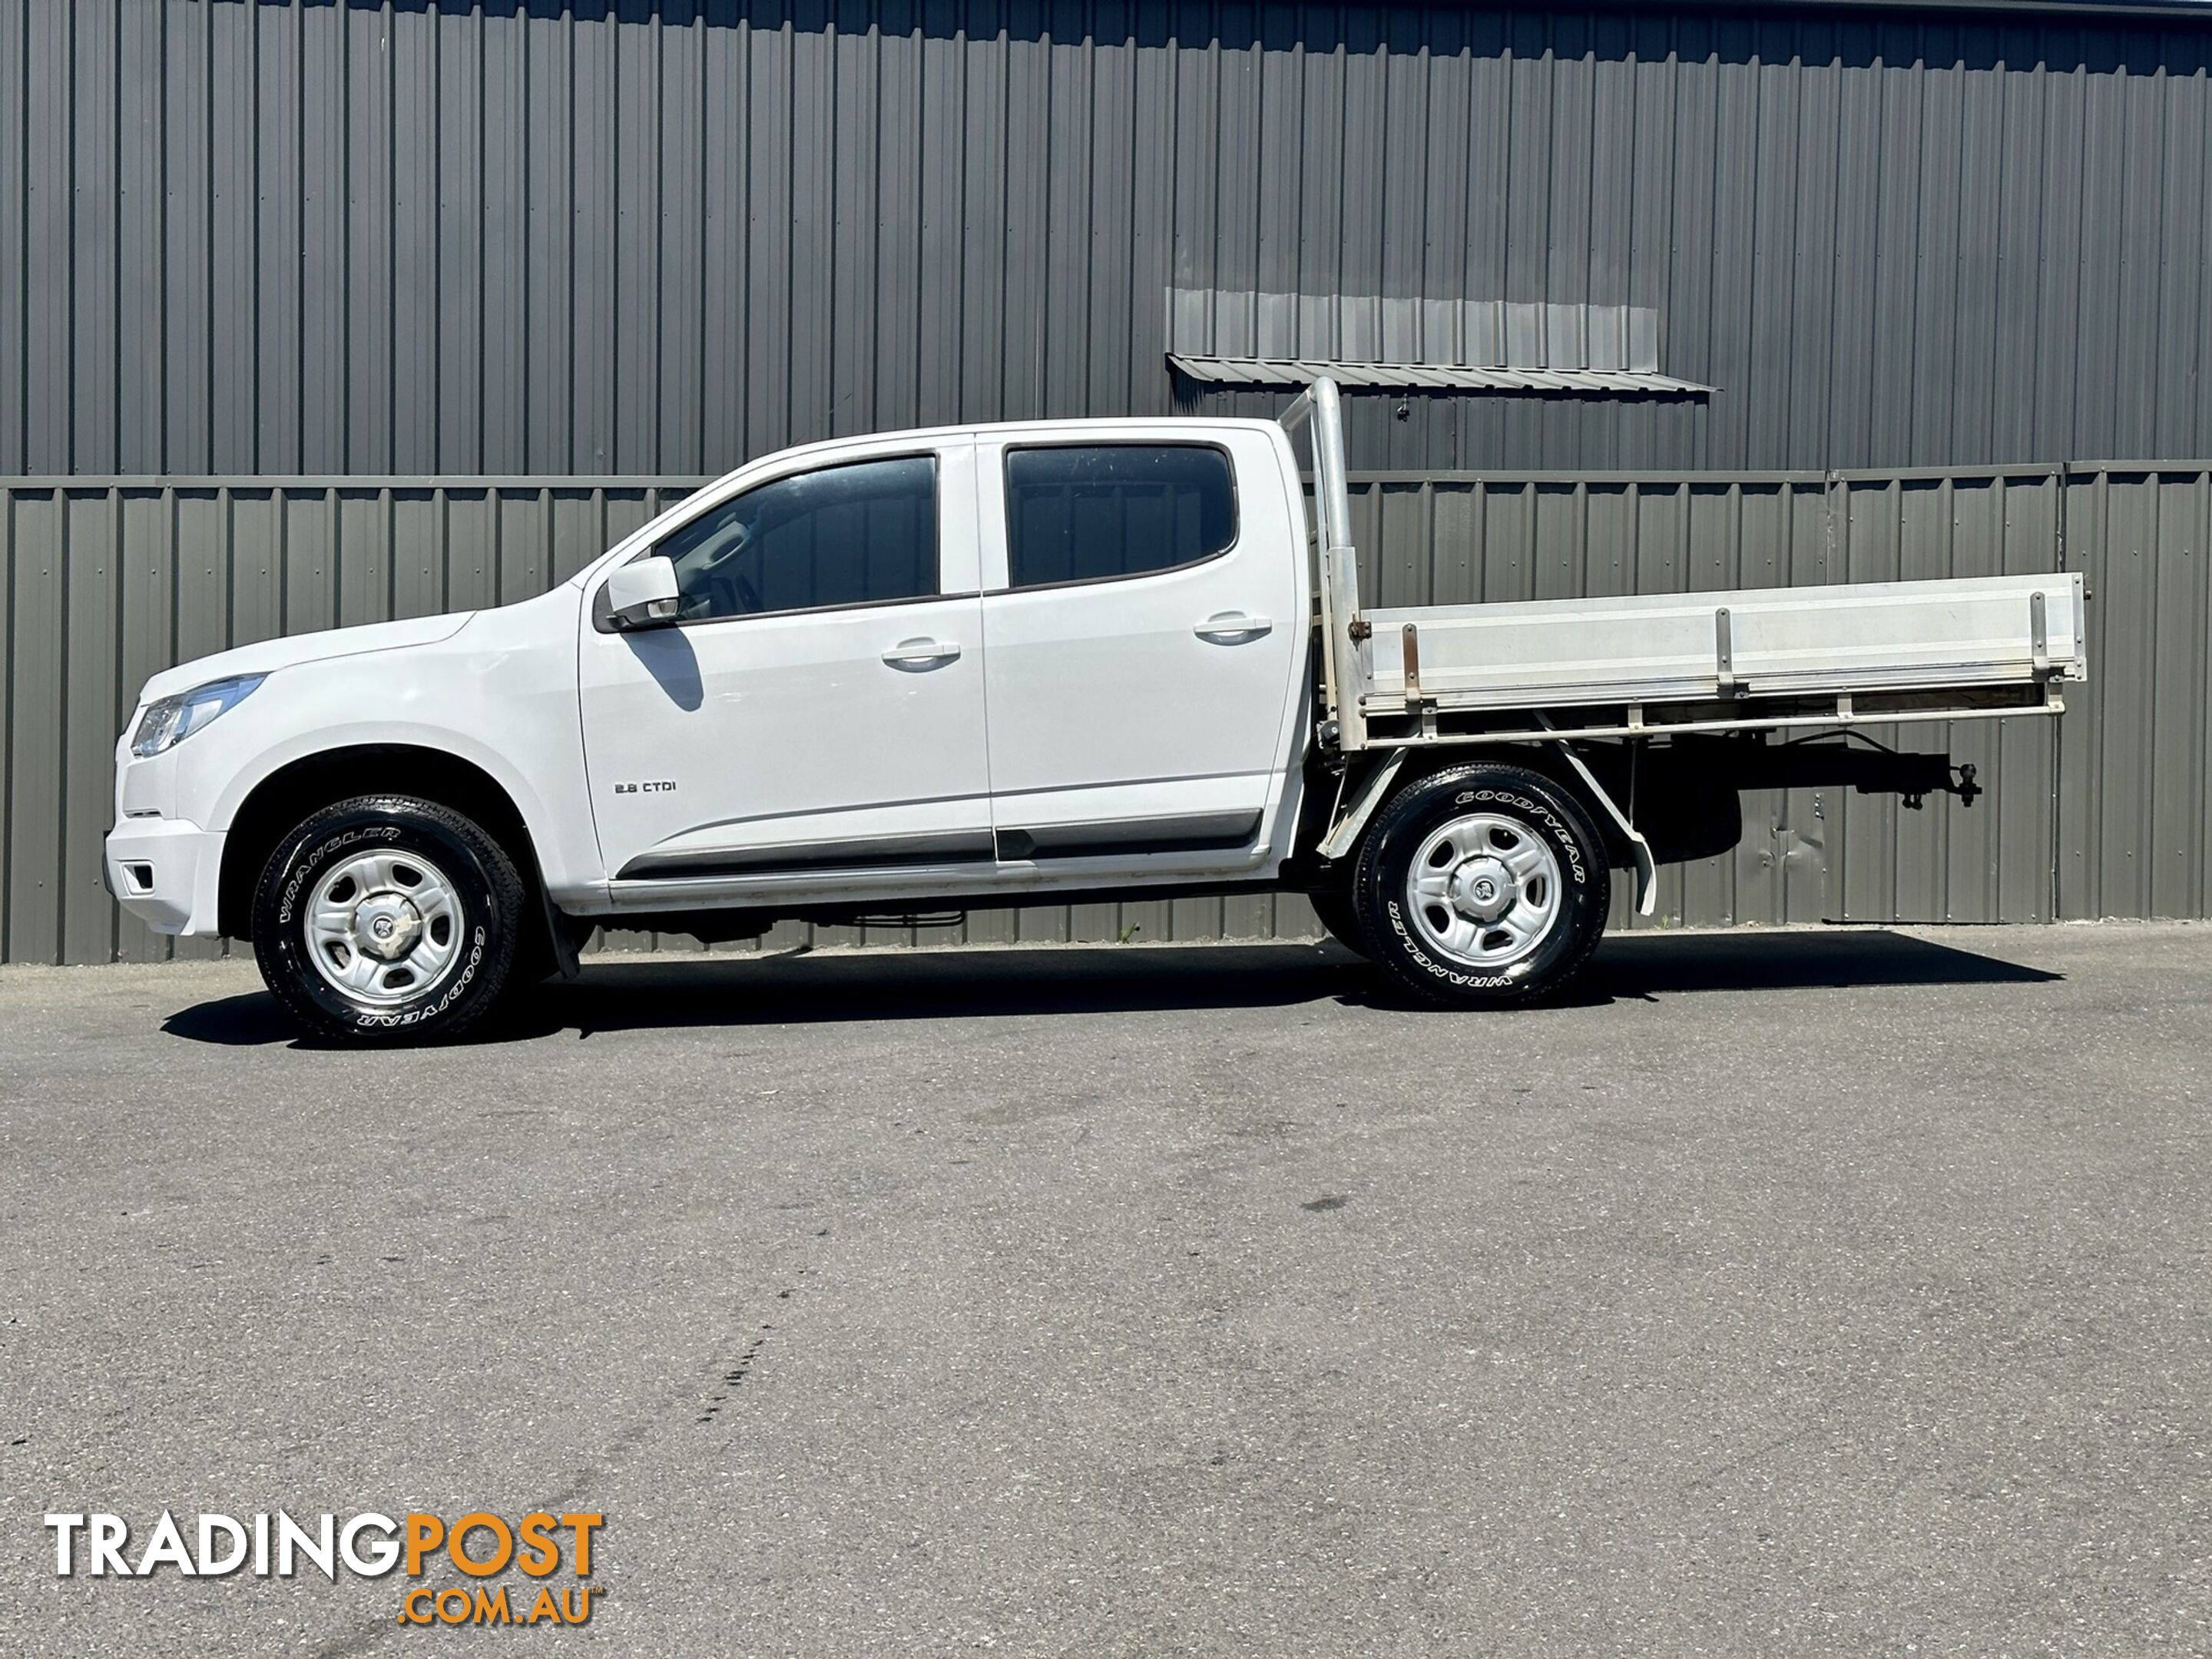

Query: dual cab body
[[109, 419, 1316, 948]]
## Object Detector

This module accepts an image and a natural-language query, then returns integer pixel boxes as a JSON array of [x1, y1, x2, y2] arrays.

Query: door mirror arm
[[598, 555, 682, 631]]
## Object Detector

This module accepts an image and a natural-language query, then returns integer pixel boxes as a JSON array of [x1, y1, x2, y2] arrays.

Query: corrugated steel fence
[[8, 0, 2212, 479], [2, 464, 2203, 965]]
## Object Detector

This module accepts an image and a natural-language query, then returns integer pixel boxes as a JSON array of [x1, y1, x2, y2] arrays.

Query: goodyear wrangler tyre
[[1350, 763, 1610, 1007], [250, 795, 525, 1044]]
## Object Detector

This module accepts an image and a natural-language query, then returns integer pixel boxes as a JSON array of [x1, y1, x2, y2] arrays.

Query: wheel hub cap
[[353, 893, 424, 961], [1403, 812, 1565, 972], [303, 848, 466, 1008], [1449, 856, 1515, 925]]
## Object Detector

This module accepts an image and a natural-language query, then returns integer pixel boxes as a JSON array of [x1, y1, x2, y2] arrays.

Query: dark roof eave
[[1423, 0, 2212, 18]]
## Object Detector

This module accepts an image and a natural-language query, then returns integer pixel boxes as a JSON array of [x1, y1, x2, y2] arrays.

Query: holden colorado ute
[[107, 379, 2086, 1041]]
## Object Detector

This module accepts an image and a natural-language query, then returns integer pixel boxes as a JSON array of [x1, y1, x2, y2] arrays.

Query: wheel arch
[[1377, 743, 1655, 911], [1335, 741, 1629, 860], [217, 745, 544, 941]]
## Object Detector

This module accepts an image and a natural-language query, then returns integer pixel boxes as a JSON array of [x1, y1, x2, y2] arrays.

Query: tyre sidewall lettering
[[1382, 895, 1516, 989], [276, 825, 401, 928], [1449, 787, 1588, 885], [353, 926, 488, 1028]]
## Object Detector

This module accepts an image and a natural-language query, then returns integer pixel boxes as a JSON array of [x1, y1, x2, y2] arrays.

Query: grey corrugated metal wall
[[8, 0, 2212, 476], [4, 465, 2204, 965]]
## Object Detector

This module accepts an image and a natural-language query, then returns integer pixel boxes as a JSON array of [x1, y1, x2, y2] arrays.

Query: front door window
[[661, 455, 939, 622]]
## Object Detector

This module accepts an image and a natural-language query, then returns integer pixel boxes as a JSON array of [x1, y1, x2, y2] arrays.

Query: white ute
[[108, 379, 2086, 1041]]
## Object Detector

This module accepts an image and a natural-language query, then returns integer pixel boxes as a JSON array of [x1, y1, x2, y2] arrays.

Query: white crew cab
[[108, 380, 2085, 1041]]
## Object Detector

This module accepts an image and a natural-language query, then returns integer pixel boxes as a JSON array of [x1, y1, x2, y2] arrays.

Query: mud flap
[[1317, 750, 1409, 862], [541, 887, 585, 979], [1548, 741, 1658, 917]]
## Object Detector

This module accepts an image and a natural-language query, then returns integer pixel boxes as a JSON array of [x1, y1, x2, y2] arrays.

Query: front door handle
[[882, 637, 962, 670], [1194, 611, 1273, 642]]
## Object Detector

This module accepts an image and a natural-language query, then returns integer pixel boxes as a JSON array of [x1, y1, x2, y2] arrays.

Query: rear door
[[579, 439, 993, 889], [975, 429, 1305, 869]]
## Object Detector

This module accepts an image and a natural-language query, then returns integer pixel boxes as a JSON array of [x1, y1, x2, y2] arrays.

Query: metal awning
[[1164, 288, 1713, 398], [1168, 354, 1714, 396]]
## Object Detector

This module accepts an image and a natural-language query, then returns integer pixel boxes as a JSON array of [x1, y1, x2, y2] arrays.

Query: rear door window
[[1004, 444, 1237, 590]]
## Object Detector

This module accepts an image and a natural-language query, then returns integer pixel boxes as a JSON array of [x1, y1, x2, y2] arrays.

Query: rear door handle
[[1194, 612, 1273, 642], [882, 637, 962, 670]]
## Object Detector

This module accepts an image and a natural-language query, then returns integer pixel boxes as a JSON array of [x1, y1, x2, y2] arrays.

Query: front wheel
[[250, 795, 526, 1044], [1349, 762, 1611, 1006]]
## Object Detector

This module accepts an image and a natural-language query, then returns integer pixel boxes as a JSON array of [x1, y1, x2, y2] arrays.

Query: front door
[[975, 431, 1306, 866], [579, 440, 992, 890]]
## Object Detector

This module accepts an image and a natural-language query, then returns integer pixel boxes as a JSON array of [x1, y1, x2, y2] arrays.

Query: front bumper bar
[[104, 820, 227, 936]]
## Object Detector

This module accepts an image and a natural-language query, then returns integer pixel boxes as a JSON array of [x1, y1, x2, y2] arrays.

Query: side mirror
[[603, 555, 680, 630]]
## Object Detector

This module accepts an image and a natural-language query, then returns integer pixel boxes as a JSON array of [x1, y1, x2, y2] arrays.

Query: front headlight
[[131, 674, 267, 757]]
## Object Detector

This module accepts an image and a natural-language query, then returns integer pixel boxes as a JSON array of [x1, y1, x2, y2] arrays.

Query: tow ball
[[1901, 761, 1980, 811]]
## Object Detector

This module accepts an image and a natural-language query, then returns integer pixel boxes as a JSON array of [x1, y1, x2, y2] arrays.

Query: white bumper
[[104, 817, 227, 936]]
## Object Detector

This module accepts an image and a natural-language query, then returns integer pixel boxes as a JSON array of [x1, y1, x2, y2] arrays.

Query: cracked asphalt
[[2, 922, 2208, 1657]]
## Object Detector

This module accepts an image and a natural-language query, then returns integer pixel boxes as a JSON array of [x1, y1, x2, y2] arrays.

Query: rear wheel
[[250, 795, 526, 1043], [1350, 762, 1610, 1006]]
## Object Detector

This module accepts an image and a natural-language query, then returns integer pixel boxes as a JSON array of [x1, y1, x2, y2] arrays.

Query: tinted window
[[661, 455, 938, 621], [1005, 445, 1237, 589]]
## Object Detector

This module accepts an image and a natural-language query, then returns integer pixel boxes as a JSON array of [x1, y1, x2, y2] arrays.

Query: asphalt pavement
[[2, 922, 2207, 1657]]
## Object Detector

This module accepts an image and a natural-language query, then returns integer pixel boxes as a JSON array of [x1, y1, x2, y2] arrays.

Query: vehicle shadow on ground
[[161, 929, 2061, 1046]]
